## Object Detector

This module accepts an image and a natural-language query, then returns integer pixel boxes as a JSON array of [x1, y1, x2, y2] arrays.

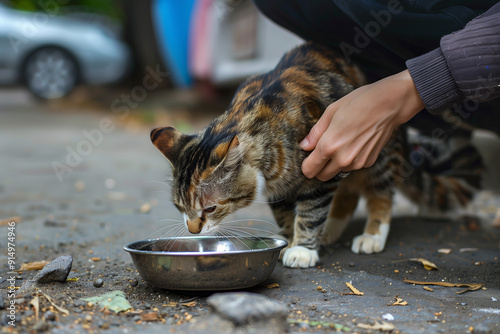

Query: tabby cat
[[150, 42, 478, 268]]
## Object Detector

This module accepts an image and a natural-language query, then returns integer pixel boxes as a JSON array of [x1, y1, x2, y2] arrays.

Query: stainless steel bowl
[[124, 236, 288, 291]]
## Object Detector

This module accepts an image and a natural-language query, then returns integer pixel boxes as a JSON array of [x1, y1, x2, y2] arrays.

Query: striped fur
[[151, 42, 481, 268]]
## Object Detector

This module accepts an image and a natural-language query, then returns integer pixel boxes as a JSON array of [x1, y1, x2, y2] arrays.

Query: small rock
[[207, 292, 288, 327], [34, 255, 73, 284], [73, 300, 86, 307], [93, 278, 104, 288], [44, 311, 56, 321], [129, 278, 139, 287], [1, 313, 10, 326]]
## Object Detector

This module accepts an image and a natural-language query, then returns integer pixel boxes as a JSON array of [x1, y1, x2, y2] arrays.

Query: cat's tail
[[396, 140, 484, 214]]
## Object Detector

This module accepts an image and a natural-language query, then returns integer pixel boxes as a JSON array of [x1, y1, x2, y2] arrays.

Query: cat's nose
[[187, 220, 202, 234]]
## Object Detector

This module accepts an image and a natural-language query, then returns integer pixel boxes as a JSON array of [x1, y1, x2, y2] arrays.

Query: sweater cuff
[[406, 48, 464, 114]]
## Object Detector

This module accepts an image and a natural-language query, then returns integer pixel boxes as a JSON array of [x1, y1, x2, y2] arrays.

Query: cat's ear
[[150, 126, 186, 166], [214, 135, 243, 169]]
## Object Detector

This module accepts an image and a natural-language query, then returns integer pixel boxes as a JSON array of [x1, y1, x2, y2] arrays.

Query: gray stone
[[207, 292, 288, 327], [34, 255, 73, 284]]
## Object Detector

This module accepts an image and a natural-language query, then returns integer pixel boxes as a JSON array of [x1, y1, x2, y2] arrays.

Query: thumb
[[300, 104, 336, 151]]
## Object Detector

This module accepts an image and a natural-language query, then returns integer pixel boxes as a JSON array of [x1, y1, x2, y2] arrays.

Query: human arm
[[300, 70, 424, 180], [301, 3, 500, 180]]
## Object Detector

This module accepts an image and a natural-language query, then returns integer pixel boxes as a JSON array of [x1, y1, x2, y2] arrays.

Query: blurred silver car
[[0, 2, 130, 99]]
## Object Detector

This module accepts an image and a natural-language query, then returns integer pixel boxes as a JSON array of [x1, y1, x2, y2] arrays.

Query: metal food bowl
[[124, 236, 288, 291]]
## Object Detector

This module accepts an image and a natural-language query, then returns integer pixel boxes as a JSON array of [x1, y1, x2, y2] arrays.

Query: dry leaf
[[404, 279, 483, 294], [19, 261, 50, 271], [437, 248, 451, 254], [141, 312, 159, 321], [164, 302, 178, 307], [423, 286, 434, 292], [394, 258, 438, 270], [459, 248, 478, 253], [357, 320, 395, 331], [180, 301, 196, 307], [30, 295, 39, 321], [343, 282, 364, 296], [40, 291, 70, 315], [388, 296, 408, 306], [0, 216, 21, 226], [267, 282, 280, 289]]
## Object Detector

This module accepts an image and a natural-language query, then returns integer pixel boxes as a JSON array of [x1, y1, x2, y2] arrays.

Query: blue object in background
[[152, 0, 195, 87]]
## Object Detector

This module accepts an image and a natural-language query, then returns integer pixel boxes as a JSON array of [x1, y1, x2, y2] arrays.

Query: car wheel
[[24, 47, 78, 99]]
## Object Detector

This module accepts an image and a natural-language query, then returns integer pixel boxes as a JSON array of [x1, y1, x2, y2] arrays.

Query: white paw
[[351, 233, 386, 254], [282, 246, 319, 268]]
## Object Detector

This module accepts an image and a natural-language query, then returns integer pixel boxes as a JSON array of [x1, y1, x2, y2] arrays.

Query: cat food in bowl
[[124, 236, 288, 291]]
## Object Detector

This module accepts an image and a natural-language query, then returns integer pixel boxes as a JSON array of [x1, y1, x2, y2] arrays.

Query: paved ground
[[1, 87, 500, 333]]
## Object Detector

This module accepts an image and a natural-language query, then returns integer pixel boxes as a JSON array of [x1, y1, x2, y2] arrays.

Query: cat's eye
[[203, 206, 216, 214]]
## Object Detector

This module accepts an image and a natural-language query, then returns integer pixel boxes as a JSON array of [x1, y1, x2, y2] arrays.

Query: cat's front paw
[[351, 233, 386, 254], [282, 246, 319, 268]]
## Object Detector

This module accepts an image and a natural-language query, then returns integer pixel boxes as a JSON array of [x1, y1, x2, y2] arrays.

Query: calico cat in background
[[150, 42, 480, 268]]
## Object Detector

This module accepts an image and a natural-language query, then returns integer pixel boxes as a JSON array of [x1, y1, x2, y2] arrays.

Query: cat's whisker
[[216, 230, 243, 250], [221, 227, 272, 249], [165, 226, 187, 252], [220, 224, 278, 235], [216, 229, 252, 250], [220, 218, 279, 231], [143, 221, 184, 238], [155, 218, 184, 224], [145, 179, 173, 186]]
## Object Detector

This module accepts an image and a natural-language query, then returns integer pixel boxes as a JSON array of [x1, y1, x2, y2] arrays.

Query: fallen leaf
[[388, 296, 408, 306], [343, 282, 364, 296], [18, 261, 50, 271], [437, 248, 452, 254], [30, 295, 39, 321], [180, 301, 197, 307], [459, 248, 478, 253], [357, 320, 395, 331], [164, 302, 178, 307], [394, 258, 438, 270], [40, 291, 70, 315], [404, 279, 483, 294], [0, 216, 21, 226], [141, 312, 159, 321], [423, 286, 434, 292], [82, 290, 132, 313], [66, 277, 79, 282], [267, 282, 280, 289]]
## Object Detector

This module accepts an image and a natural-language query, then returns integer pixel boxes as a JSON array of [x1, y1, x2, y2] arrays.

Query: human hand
[[300, 70, 425, 181]]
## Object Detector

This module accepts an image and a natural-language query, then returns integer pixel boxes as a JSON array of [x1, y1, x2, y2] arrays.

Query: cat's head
[[151, 126, 263, 234]]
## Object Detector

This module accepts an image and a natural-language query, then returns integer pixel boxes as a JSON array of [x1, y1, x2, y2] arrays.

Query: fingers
[[299, 105, 336, 151], [301, 147, 330, 179]]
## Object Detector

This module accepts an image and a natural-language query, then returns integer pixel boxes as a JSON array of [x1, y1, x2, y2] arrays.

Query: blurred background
[[0, 0, 306, 246], [0, 0, 302, 124]]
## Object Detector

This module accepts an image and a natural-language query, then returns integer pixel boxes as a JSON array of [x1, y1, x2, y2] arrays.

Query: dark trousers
[[253, 0, 500, 137]]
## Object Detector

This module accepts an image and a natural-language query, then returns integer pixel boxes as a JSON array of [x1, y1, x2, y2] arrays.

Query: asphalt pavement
[[0, 87, 499, 333]]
